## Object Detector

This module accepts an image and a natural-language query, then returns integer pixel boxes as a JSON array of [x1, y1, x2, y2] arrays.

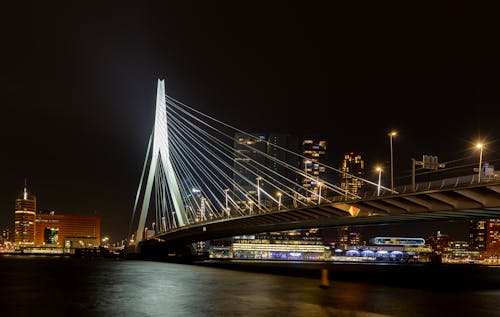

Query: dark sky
[[1, 2, 499, 242]]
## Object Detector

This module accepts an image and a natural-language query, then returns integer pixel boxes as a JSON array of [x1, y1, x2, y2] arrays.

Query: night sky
[[1, 2, 499, 242]]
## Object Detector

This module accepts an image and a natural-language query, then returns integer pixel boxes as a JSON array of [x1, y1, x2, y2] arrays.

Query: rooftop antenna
[[23, 178, 28, 200]]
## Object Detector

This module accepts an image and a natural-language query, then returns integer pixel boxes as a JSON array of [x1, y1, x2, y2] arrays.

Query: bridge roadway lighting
[[277, 192, 282, 210], [388, 131, 397, 191], [376, 167, 382, 196], [476, 143, 483, 183]]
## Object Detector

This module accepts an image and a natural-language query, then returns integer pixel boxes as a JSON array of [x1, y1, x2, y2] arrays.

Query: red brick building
[[35, 212, 101, 248]]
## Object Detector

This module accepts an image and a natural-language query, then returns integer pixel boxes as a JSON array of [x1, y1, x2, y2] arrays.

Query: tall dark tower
[[233, 132, 267, 197], [14, 181, 36, 248], [266, 134, 299, 202]]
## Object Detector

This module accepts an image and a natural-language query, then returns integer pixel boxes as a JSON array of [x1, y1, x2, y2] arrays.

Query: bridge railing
[[357, 174, 499, 199]]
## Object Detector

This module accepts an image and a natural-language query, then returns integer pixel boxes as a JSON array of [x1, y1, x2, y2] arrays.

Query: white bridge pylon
[[135, 79, 187, 243]]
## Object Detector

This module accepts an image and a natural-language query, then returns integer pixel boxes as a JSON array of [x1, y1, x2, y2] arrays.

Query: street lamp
[[376, 167, 382, 196], [317, 182, 322, 204], [277, 192, 282, 210], [256, 176, 262, 210], [388, 131, 397, 191], [476, 143, 483, 183], [224, 189, 229, 211]]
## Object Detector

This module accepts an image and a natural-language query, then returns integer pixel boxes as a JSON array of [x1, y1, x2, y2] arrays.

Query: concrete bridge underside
[[140, 181, 500, 249]]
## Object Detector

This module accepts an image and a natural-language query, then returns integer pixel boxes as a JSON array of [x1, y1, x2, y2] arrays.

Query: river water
[[1, 255, 499, 316]]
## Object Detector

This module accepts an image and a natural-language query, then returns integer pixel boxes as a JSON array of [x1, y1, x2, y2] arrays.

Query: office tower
[[14, 183, 36, 247], [340, 152, 365, 195]]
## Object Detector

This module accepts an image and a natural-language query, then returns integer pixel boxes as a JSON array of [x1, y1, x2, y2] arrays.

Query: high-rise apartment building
[[340, 152, 365, 196], [301, 139, 327, 201], [14, 184, 36, 247]]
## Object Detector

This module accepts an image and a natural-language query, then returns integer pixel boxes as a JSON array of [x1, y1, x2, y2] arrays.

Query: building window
[[44, 228, 59, 244]]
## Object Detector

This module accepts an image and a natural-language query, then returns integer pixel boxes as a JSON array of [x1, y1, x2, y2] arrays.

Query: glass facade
[[44, 228, 59, 244]]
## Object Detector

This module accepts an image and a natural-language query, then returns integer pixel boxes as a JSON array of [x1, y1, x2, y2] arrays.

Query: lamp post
[[388, 131, 397, 191], [376, 167, 382, 196], [224, 189, 229, 211], [476, 143, 483, 183], [256, 176, 262, 210], [317, 182, 322, 204], [277, 192, 282, 210]]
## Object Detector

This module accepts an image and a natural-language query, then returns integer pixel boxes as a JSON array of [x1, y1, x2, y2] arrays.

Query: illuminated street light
[[376, 167, 382, 196], [317, 182, 322, 204], [256, 176, 262, 210], [476, 143, 483, 183], [224, 188, 229, 211], [388, 131, 397, 191], [277, 192, 282, 210]]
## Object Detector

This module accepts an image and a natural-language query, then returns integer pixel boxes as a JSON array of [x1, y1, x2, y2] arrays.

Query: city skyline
[[1, 2, 499, 241]]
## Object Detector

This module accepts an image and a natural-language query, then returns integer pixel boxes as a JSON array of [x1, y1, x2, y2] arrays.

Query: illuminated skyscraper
[[14, 183, 36, 248], [301, 139, 327, 201], [340, 152, 365, 195]]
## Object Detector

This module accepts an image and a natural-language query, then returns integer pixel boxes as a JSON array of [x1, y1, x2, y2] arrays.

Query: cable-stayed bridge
[[128, 79, 500, 254]]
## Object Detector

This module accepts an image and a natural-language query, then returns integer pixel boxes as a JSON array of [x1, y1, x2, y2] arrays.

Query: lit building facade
[[14, 185, 36, 248], [486, 218, 500, 257], [469, 219, 487, 251], [301, 139, 327, 201], [426, 230, 454, 254], [340, 152, 365, 196], [468, 218, 500, 257], [35, 212, 101, 248], [210, 229, 328, 260], [336, 226, 362, 250]]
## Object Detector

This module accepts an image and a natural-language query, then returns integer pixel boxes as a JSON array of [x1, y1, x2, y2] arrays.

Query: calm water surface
[[0, 255, 499, 316]]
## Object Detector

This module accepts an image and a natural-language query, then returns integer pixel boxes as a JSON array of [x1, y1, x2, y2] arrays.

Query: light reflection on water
[[1, 256, 499, 317]]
